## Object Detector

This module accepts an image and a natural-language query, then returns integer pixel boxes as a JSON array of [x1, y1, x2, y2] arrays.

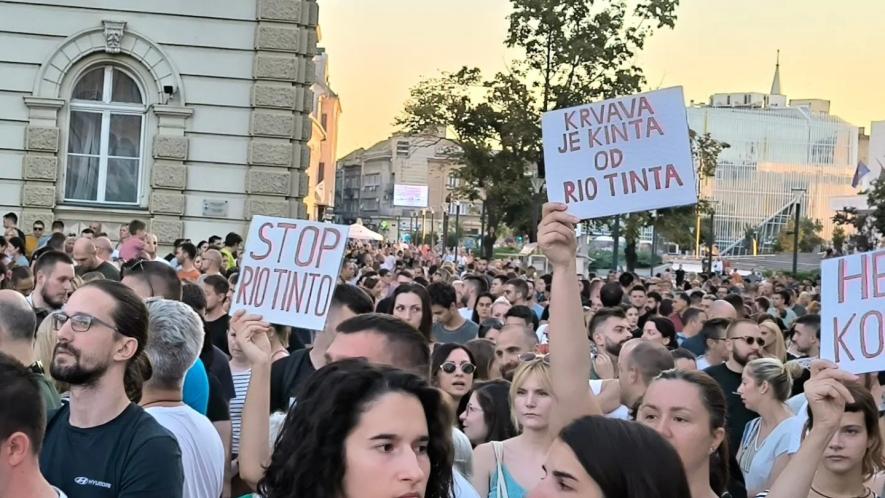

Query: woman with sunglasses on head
[[757, 363, 884, 498], [472, 358, 556, 497], [531, 202, 693, 498], [432, 344, 478, 417]]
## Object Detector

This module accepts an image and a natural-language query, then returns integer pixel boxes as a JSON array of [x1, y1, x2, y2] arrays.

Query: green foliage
[[397, 0, 682, 258], [772, 217, 824, 253], [831, 225, 846, 253], [833, 176, 885, 252]]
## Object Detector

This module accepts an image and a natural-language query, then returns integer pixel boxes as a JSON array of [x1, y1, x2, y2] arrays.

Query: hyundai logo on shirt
[[74, 476, 112, 489]]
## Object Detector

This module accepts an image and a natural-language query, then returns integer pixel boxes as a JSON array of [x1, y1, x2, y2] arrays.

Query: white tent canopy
[[348, 222, 383, 241]]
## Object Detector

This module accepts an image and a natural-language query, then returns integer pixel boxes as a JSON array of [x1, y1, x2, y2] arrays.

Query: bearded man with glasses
[[39, 280, 184, 498]]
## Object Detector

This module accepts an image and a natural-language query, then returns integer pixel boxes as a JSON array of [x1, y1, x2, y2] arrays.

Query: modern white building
[[688, 57, 860, 254], [0, 0, 320, 246]]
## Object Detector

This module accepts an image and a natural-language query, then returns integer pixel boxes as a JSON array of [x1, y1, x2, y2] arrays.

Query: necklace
[[811, 485, 871, 498], [141, 399, 183, 407]]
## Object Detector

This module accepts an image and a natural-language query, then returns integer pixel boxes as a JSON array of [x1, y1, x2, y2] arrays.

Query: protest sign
[[542, 86, 697, 220], [229, 216, 349, 330], [821, 249, 885, 374]]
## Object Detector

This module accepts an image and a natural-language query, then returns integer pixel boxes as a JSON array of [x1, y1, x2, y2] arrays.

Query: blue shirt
[[182, 359, 209, 415]]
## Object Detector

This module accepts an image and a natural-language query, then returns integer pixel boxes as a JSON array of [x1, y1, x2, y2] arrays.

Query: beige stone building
[[304, 46, 340, 221], [0, 0, 320, 245], [334, 131, 483, 244]]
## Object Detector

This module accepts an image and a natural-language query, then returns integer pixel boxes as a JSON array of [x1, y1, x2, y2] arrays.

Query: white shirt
[[52, 486, 68, 498], [453, 468, 480, 498], [696, 355, 711, 370], [588, 380, 630, 420], [146, 405, 225, 498], [382, 255, 396, 271], [458, 307, 473, 321], [737, 416, 803, 496]]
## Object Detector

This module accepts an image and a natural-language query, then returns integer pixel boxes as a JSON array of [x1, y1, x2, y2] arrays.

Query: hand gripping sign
[[229, 216, 350, 330], [821, 249, 885, 374], [542, 86, 698, 220]]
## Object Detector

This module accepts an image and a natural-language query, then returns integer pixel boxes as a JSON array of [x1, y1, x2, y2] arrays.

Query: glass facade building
[[686, 105, 858, 254]]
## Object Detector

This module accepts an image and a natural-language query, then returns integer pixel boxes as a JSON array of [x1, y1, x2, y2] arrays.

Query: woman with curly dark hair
[[257, 358, 454, 498]]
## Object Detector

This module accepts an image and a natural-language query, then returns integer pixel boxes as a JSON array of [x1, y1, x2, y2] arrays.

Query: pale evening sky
[[319, 0, 885, 159]]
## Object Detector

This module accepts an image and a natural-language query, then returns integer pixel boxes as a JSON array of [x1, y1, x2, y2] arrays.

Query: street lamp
[[649, 210, 657, 277], [790, 188, 807, 277], [530, 175, 546, 243]]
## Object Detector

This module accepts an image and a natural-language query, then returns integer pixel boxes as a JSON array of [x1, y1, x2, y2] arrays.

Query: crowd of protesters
[[0, 207, 881, 498]]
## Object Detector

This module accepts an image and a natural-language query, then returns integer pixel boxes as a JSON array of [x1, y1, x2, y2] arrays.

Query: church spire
[[770, 50, 782, 95]]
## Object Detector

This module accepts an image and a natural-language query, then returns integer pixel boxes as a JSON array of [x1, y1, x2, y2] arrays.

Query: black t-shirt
[[40, 402, 184, 498], [704, 363, 758, 455], [206, 314, 231, 355], [270, 348, 316, 413], [786, 352, 812, 396], [208, 345, 235, 401], [206, 373, 231, 423]]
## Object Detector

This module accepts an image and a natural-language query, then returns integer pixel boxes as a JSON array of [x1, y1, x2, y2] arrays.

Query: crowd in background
[[0, 207, 881, 498]]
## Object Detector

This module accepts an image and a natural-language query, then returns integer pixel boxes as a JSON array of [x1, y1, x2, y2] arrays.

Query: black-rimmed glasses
[[52, 311, 119, 333]]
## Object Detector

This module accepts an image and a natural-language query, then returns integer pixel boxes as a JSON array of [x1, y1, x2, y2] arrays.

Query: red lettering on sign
[[833, 314, 857, 363], [839, 256, 869, 304], [860, 310, 885, 359], [249, 223, 274, 260]]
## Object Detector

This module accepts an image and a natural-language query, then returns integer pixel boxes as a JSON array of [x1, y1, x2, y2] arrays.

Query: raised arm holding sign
[[821, 249, 885, 374], [542, 86, 698, 220]]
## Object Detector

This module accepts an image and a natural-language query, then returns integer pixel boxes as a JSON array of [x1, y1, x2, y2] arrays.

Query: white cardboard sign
[[821, 249, 885, 374], [542, 86, 697, 220], [229, 216, 349, 330]]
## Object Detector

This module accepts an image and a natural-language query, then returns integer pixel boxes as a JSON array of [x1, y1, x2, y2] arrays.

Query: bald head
[[708, 300, 737, 320], [94, 236, 114, 261], [202, 249, 223, 273], [72, 237, 99, 271], [0, 289, 37, 343]]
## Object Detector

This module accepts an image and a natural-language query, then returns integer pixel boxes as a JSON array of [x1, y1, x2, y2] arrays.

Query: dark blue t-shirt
[[40, 402, 184, 498]]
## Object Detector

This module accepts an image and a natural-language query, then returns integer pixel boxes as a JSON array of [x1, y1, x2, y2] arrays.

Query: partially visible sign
[[542, 87, 697, 220], [393, 184, 429, 208], [821, 249, 885, 374], [229, 216, 349, 330], [202, 199, 229, 218]]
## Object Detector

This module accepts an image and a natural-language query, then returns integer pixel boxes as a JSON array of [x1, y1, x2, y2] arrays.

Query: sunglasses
[[440, 362, 476, 375], [732, 336, 764, 346], [519, 352, 550, 364]]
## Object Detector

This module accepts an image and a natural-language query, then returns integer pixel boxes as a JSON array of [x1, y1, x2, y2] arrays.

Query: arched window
[[65, 66, 145, 204]]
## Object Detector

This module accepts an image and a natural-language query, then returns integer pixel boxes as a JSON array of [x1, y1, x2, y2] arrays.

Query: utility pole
[[611, 215, 621, 272], [706, 210, 715, 275], [649, 211, 657, 277]]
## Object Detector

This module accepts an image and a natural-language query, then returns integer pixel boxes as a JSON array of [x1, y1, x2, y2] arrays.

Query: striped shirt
[[230, 368, 252, 455]]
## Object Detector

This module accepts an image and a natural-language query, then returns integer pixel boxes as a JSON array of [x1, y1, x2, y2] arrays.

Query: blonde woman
[[34, 314, 69, 395], [472, 358, 554, 497], [759, 320, 786, 362], [737, 358, 803, 496]]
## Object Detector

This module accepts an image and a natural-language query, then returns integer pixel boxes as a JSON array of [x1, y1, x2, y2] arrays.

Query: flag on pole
[[852, 160, 870, 188]]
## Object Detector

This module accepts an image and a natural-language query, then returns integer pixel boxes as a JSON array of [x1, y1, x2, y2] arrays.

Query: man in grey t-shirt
[[428, 281, 479, 344]]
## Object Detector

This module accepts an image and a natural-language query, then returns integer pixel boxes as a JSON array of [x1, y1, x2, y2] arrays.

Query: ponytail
[[124, 352, 152, 403]]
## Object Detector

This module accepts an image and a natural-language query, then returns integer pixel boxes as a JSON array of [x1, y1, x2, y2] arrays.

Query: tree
[[396, 67, 538, 259], [831, 225, 846, 254], [773, 217, 824, 253], [619, 131, 729, 271], [398, 0, 680, 255], [833, 176, 885, 252]]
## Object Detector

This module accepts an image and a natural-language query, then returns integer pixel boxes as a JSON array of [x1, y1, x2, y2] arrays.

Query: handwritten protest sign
[[542, 87, 697, 220], [229, 216, 349, 330], [821, 249, 885, 374]]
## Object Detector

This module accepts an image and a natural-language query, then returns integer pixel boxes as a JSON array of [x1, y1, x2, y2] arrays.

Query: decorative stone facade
[[1, 0, 321, 247], [248, 0, 319, 218]]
